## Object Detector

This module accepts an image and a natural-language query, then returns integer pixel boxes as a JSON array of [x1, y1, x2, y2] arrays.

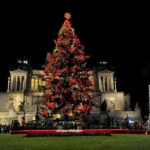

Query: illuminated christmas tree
[[41, 13, 93, 121]]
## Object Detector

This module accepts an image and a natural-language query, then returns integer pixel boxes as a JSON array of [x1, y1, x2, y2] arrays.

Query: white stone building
[[90, 65, 142, 122], [0, 67, 44, 125], [0, 61, 142, 125]]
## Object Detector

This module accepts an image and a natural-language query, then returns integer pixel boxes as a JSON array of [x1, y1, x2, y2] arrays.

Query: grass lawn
[[0, 134, 150, 150]]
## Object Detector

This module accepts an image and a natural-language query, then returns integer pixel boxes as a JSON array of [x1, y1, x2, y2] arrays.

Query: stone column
[[114, 78, 117, 92], [101, 76, 104, 91], [38, 79, 39, 92], [22, 77, 24, 92], [98, 75, 102, 92], [21, 76, 23, 91], [31, 78, 33, 92], [24, 76, 27, 91], [102, 76, 104, 92], [39, 79, 42, 86], [103, 77, 106, 92], [111, 77, 114, 91], [10, 75, 14, 92], [15, 76, 18, 92], [35, 79, 38, 92], [19, 76, 22, 92], [35, 78, 37, 92], [109, 77, 111, 91], [34, 78, 36, 92], [7, 77, 10, 92], [107, 77, 109, 92]]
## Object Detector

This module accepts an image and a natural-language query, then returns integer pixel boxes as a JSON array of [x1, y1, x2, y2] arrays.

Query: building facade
[[90, 64, 142, 122], [0, 61, 142, 125]]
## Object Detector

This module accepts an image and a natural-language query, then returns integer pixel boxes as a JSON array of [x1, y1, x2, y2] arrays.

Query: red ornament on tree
[[41, 13, 94, 121]]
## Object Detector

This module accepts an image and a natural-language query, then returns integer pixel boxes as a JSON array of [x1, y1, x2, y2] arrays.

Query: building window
[[8, 97, 14, 101]]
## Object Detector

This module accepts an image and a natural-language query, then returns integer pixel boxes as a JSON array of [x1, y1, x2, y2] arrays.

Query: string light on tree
[[41, 13, 93, 122]]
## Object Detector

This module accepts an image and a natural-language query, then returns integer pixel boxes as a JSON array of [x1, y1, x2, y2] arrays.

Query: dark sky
[[0, 3, 149, 116]]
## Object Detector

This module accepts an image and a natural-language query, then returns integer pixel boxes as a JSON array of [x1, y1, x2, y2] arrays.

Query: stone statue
[[101, 99, 107, 111], [110, 101, 115, 110], [9, 102, 15, 111]]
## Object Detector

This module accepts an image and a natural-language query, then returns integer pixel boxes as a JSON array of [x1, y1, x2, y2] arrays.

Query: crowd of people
[[0, 125, 10, 133], [0, 119, 148, 133]]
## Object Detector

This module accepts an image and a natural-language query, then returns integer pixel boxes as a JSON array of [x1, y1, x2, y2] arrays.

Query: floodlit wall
[[101, 92, 125, 111]]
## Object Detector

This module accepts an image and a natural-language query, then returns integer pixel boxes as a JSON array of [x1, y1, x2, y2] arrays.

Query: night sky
[[0, 4, 149, 117]]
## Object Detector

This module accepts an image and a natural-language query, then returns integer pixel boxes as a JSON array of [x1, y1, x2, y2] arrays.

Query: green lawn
[[0, 134, 150, 150]]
